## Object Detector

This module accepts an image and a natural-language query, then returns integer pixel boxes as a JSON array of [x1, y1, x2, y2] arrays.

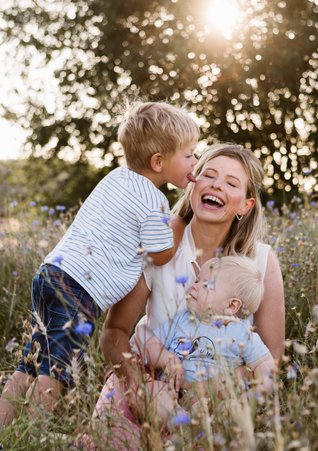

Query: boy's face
[[161, 142, 197, 189], [187, 265, 232, 321]]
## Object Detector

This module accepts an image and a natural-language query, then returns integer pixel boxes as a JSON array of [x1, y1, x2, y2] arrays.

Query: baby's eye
[[203, 279, 215, 290]]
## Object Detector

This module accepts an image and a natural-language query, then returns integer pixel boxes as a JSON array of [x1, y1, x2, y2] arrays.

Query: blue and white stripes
[[45, 167, 173, 311]]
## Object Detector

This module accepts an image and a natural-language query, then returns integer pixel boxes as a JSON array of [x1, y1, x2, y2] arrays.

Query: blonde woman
[[93, 144, 285, 444]]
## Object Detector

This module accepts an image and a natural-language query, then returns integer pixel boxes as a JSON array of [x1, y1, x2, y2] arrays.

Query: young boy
[[144, 255, 277, 426], [0, 101, 199, 426]]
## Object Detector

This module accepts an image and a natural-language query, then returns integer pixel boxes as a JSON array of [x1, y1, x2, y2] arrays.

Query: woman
[[93, 143, 285, 444]]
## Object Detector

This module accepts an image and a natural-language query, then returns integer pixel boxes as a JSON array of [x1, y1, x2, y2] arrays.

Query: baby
[[145, 255, 277, 425]]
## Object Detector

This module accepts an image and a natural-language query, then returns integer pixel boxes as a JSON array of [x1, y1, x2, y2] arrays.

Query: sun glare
[[203, 0, 242, 39]]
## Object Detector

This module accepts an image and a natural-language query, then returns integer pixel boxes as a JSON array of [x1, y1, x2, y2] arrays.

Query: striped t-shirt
[[44, 167, 173, 311]]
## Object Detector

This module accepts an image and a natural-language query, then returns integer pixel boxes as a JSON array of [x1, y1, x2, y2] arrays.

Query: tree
[[1, 0, 317, 204]]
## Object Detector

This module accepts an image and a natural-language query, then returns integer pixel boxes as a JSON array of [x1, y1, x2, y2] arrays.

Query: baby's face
[[187, 265, 232, 321]]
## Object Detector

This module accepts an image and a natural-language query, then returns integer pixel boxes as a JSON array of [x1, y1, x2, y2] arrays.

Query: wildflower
[[161, 214, 170, 225], [84, 271, 92, 280], [52, 255, 63, 265], [56, 205, 66, 211], [9, 201, 18, 208], [266, 200, 275, 209], [5, 338, 18, 353], [74, 322, 93, 336], [195, 431, 205, 440], [172, 412, 191, 426], [29, 201, 37, 207], [291, 263, 300, 267], [303, 168, 312, 175], [31, 220, 39, 227], [48, 208, 55, 216], [53, 220, 61, 226], [212, 319, 223, 328], [12, 271, 19, 278], [176, 275, 189, 285], [287, 362, 299, 380], [41, 206, 49, 212], [105, 389, 115, 400]]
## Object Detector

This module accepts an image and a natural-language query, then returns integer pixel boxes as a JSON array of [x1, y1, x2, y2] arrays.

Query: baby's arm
[[148, 216, 186, 266], [248, 353, 277, 392], [146, 336, 184, 392]]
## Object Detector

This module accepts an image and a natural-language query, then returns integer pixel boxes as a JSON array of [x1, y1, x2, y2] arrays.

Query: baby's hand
[[164, 354, 184, 393]]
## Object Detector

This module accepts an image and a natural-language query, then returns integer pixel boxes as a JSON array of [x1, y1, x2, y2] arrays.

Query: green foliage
[[1, 0, 317, 204], [0, 199, 317, 448]]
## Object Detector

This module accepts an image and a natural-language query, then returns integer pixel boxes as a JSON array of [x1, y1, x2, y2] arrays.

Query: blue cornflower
[[286, 362, 299, 380], [176, 275, 189, 285], [172, 412, 191, 426], [53, 220, 61, 226], [52, 255, 63, 265], [74, 322, 93, 336], [160, 215, 170, 225], [105, 389, 115, 400], [266, 200, 275, 209], [48, 208, 55, 216], [291, 263, 300, 267], [195, 431, 206, 440], [29, 201, 37, 207], [41, 205, 49, 212], [212, 319, 223, 328], [9, 201, 18, 208], [12, 271, 19, 277], [56, 205, 66, 211]]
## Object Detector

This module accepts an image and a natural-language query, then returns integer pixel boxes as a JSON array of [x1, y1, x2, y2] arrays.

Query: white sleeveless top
[[131, 224, 270, 354]]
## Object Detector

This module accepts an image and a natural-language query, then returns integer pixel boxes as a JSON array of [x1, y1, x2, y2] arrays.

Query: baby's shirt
[[45, 167, 173, 311], [153, 309, 270, 382]]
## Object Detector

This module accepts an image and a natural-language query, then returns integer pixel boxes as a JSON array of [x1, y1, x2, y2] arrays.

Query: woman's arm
[[249, 353, 277, 392], [254, 249, 285, 363], [99, 275, 150, 386]]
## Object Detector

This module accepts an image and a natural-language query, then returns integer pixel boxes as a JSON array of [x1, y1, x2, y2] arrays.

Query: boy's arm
[[248, 353, 277, 392], [148, 215, 186, 266]]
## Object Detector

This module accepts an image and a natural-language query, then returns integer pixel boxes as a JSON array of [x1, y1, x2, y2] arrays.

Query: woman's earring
[[236, 213, 243, 221]]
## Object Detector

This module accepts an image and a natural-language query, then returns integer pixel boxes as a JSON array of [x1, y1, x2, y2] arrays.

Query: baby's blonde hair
[[202, 255, 264, 317], [118, 101, 200, 171]]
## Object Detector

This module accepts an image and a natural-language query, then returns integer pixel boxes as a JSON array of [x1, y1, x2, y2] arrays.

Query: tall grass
[[0, 199, 317, 450]]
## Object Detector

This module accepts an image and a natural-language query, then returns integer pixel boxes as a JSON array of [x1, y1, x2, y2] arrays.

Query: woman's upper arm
[[254, 249, 285, 363]]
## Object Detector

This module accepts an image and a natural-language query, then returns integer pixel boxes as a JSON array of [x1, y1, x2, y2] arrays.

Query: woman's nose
[[211, 178, 222, 189]]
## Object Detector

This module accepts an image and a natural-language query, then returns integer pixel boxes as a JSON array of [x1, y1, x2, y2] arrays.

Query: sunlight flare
[[202, 0, 242, 39]]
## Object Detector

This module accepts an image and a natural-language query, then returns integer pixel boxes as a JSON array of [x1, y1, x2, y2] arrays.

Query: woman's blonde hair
[[173, 143, 265, 258], [118, 101, 200, 171], [203, 255, 264, 317]]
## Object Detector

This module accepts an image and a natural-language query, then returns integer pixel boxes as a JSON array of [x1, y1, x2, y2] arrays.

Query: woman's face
[[190, 155, 255, 225]]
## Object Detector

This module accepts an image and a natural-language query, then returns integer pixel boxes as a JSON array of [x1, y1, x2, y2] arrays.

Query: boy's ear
[[150, 152, 163, 173], [224, 298, 242, 316]]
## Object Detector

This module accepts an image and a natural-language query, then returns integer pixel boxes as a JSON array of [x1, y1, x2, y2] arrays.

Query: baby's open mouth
[[202, 194, 225, 207]]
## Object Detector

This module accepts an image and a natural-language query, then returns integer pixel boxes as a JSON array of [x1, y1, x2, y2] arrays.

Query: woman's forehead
[[201, 156, 247, 176]]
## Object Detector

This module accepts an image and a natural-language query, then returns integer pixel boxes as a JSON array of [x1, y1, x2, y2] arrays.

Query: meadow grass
[[0, 199, 317, 450]]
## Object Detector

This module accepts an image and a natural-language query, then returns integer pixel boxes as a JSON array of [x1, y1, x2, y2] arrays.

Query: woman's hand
[[163, 354, 184, 393]]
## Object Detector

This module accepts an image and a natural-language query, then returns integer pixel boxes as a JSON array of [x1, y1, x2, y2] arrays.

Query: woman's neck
[[190, 218, 231, 265]]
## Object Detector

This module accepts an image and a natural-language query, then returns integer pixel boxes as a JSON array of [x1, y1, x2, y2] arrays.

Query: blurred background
[[0, 0, 317, 210]]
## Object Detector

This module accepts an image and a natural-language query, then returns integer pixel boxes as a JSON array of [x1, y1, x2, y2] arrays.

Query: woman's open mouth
[[201, 194, 225, 208]]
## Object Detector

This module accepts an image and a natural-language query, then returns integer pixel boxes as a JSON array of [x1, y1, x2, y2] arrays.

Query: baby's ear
[[149, 152, 163, 173], [224, 298, 242, 316]]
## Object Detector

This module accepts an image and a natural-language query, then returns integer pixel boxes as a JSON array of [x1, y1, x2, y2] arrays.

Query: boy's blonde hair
[[203, 255, 264, 317], [173, 143, 265, 258], [118, 101, 200, 171]]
